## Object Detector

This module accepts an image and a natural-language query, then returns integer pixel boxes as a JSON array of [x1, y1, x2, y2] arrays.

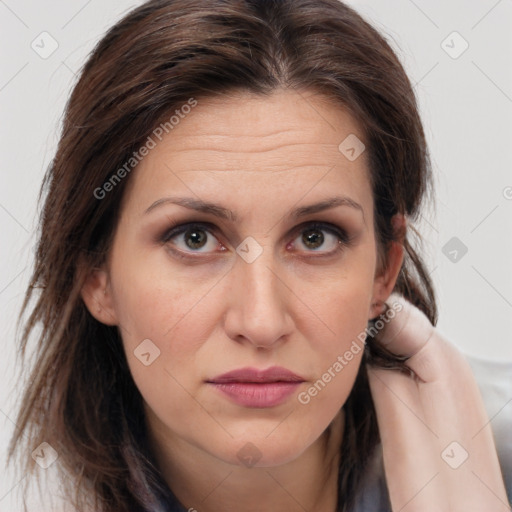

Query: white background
[[1, 0, 511, 509]]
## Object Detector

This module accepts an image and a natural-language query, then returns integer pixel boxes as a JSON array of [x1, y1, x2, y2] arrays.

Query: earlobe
[[80, 267, 118, 326], [369, 213, 406, 319]]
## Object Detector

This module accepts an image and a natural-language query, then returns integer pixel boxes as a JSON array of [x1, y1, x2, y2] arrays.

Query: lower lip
[[208, 382, 303, 408]]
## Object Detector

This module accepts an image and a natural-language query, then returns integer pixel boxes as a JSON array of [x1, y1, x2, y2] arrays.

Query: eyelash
[[160, 221, 353, 259]]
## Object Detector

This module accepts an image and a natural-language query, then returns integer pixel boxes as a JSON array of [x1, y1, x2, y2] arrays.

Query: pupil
[[185, 229, 207, 249], [303, 229, 323, 249]]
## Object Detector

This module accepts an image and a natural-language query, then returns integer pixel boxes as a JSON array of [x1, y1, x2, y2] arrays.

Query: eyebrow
[[144, 195, 364, 222]]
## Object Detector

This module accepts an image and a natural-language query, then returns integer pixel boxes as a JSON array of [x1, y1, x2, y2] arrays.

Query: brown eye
[[302, 227, 325, 249], [183, 227, 208, 250], [162, 222, 221, 253], [292, 222, 349, 255]]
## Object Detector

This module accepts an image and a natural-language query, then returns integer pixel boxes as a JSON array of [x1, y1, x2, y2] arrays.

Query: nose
[[223, 243, 294, 349]]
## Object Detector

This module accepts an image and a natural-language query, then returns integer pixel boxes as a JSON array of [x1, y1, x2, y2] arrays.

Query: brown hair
[[8, 1, 437, 510]]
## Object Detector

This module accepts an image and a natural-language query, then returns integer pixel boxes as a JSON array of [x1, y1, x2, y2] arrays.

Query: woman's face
[[84, 89, 402, 468]]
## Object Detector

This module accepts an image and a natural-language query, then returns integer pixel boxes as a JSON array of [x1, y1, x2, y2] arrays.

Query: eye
[[161, 222, 222, 254], [289, 222, 350, 255], [160, 221, 352, 258]]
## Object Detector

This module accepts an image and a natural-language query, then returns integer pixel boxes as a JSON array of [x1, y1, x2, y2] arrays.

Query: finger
[[374, 293, 435, 358]]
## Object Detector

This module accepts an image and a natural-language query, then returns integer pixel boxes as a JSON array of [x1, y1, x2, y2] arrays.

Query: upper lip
[[207, 366, 305, 384]]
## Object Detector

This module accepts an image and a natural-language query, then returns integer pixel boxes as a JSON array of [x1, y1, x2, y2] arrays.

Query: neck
[[146, 408, 344, 512]]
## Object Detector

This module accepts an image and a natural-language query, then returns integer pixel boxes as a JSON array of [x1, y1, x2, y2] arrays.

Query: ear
[[80, 265, 119, 326], [369, 213, 406, 320]]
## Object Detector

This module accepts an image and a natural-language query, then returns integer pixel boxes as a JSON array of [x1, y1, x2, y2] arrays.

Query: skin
[[369, 294, 510, 510], [81, 88, 404, 512]]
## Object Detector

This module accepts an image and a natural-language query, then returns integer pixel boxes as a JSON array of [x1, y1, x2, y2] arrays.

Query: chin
[[210, 431, 315, 469]]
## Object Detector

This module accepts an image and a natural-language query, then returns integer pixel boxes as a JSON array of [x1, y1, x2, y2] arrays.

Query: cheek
[[298, 253, 376, 355], [109, 243, 214, 347], [296, 287, 368, 410], [107, 258, 215, 421], [277, 256, 374, 414], [114, 273, 216, 427]]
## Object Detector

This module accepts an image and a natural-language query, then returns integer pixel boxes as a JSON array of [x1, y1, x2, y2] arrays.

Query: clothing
[[158, 354, 512, 511], [350, 353, 512, 511]]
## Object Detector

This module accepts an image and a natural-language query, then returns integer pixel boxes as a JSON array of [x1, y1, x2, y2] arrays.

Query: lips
[[206, 366, 305, 408], [207, 366, 305, 384]]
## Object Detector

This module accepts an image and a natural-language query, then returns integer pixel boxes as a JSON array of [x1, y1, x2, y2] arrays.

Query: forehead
[[122, 89, 372, 218], [156, 89, 366, 159]]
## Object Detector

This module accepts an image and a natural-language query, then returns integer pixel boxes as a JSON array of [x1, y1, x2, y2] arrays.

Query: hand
[[367, 293, 510, 511]]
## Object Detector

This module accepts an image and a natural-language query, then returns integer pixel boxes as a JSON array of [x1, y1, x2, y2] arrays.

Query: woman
[[8, 0, 509, 511]]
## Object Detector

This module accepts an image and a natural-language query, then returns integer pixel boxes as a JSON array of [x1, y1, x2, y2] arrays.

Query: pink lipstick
[[206, 366, 305, 408]]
